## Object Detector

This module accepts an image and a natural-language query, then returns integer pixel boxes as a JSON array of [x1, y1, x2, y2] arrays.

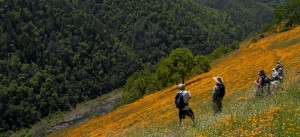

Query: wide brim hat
[[213, 76, 223, 84]]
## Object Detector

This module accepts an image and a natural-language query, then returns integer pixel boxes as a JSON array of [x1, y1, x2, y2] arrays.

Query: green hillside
[[0, 0, 283, 134]]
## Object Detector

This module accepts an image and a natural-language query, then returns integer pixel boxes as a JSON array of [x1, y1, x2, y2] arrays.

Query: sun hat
[[213, 76, 223, 84]]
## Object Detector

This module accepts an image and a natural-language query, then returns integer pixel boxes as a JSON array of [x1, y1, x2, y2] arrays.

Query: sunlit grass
[[114, 80, 300, 137]]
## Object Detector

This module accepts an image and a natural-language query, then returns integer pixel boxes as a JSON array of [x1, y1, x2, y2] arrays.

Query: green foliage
[[251, 34, 265, 43], [274, 0, 300, 28], [209, 46, 233, 60], [0, 0, 281, 133], [156, 48, 195, 85], [89, 113, 102, 120], [192, 55, 211, 75], [155, 48, 211, 88], [260, 23, 274, 33], [121, 48, 210, 105], [121, 69, 160, 104]]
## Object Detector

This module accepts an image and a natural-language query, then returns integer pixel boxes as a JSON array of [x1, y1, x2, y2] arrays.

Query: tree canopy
[[274, 0, 300, 28], [156, 48, 195, 85]]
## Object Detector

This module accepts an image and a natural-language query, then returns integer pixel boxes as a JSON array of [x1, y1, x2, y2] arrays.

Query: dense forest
[[0, 0, 287, 134]]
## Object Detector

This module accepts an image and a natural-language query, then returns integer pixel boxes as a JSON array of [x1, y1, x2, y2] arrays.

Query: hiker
[[271, 64, 284, 91], [276, 61, 284, 82], [175, 84, 195, 126], [254, 70, 270, 97], [212, 76, 225, 115], [271, 65, 280, 80]]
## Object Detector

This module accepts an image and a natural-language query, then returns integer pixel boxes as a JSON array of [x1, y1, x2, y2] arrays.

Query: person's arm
[[254, 79, 259, 85], [258, 77, 263, 87], [187, 91, 191, 99], [212, 86, 218, 100], [254, 77, 262, 85]]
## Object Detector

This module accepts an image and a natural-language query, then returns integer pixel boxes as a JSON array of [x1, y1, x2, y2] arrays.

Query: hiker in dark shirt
[[254, 69, 270, 97], [212, 76, 225, 115]]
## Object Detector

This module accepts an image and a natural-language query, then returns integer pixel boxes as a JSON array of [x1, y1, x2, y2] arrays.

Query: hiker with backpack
[[212, 76, 225, 115], [270, 64, 284, 92], [271, 63, 284, 82], [271, 65, 280, 81], [254, 69, 270, 97], [175, 84, 195, 126]]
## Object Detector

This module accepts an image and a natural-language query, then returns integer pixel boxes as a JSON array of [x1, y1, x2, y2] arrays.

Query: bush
[[209, 46, 233, 60]]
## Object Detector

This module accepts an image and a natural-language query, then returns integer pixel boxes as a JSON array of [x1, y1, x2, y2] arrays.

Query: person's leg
[[186, 109, 196, 126], [178, 110, 182, 126], [258, 88, 263, 97], [179, 109, 186, 126], [212, 100, 218, 114], [187, 109, 195, 121], [255, 87, 262, 97], [271, 81, 280, 94], [217, 98, 222, 113], [179, 119, 182, 126], [267, 85, 271, 96]]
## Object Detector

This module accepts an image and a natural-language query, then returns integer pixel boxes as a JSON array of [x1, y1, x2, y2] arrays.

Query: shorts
[[179, 109, 194, 120]]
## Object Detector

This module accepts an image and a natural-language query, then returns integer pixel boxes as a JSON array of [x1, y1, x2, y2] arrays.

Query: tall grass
[[114, 78, 300, 137]]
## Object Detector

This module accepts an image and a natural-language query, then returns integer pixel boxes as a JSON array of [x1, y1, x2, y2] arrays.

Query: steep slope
[[0, 1, 282, 132], [49, 26, 300, 136]]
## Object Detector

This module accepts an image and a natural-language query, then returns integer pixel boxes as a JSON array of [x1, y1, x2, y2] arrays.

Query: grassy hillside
[[0, 1, 282, 132], [49, 26, 300, 136]]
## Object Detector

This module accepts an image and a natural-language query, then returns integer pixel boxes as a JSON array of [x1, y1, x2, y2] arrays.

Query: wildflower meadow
[[49, 26, 300, 137]]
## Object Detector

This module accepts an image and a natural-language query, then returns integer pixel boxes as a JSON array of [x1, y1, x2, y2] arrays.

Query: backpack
[[175, 91, 186, 109], [262, 76, 271, 86], [216, 83, 225, 98]]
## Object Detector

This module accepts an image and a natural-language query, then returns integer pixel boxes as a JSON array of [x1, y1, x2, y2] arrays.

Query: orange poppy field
[[49, 26, 300, 137]]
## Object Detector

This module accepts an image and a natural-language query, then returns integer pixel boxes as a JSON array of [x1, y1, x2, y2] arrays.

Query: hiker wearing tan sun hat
[[212, 76, 225, 115]]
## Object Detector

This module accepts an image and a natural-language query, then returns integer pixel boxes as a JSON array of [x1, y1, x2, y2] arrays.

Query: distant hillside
[[48, 26, 300, 137], [0, 0, 283, 134]]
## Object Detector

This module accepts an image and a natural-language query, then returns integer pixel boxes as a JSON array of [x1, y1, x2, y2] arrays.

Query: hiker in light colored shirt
[[271, 66, 280, 87], [175, 84, 195, 126], [272, 62, 284, 82]]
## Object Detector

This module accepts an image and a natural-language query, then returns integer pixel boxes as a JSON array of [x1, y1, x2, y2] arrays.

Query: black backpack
[[216, 83, 225, 98], [262, 76, 271, 86], [175, 92, 186, 109]]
